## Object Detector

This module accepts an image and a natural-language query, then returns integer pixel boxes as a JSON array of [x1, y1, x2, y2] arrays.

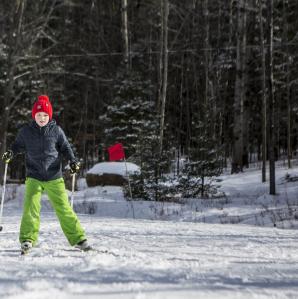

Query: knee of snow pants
[[19, 177, 86, 246]]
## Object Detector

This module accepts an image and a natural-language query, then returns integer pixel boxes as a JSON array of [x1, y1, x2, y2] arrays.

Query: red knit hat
[[32, 95, 53, 120]]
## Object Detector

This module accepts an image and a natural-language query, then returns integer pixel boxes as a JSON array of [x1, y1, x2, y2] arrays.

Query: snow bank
[[87, 162, 140, 176]]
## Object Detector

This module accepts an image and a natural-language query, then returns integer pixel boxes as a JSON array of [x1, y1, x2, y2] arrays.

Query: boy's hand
[[2, 150, 13, 163], [70, 161, 80, 174]]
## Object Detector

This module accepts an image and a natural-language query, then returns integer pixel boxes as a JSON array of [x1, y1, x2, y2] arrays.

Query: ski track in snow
[[1, 211, 298, 299]]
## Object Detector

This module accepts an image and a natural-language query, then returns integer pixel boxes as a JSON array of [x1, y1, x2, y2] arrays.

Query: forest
[[1, 0, 298, 197]]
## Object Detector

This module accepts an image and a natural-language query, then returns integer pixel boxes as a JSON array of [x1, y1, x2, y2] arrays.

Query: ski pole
[[70, 173, 76, 208], [0, 162, 9, 232]]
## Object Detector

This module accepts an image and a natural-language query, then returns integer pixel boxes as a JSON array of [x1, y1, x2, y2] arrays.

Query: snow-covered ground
[[1, 213, 298, 299], [1, 164, 298, 298]]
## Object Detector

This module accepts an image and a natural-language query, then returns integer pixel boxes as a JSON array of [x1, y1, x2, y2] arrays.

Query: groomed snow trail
[[0, 213, 298, 299]]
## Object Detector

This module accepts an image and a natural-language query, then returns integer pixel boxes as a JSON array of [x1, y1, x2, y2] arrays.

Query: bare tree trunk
[[92, 92, 97, 164], [283, 0, 291, 168], [203, 0, 216, 141], [186, 79, 191, 154], [232, 0, 247, 174], [157, 0, 164, 112], [267, 0, 275, 195], [148, 22, 153, 73], [241, 0, 248, 169], [228, 0, 233, 46], [203, 0, 210, 108], [82, 88, 89, 171], [286, 70, 291, 168], [258, 0, 267, 182], [121, 0, 129, 70], [159, 0, 169, 156], [221, 0, 234, 167], [177, 55, 184, 176]]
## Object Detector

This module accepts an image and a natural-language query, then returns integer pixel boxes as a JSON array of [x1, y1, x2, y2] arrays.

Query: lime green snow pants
[[19, 177, 86, 246]]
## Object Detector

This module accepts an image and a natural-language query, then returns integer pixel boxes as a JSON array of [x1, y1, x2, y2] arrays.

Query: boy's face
[[35, 112, 50, 127]]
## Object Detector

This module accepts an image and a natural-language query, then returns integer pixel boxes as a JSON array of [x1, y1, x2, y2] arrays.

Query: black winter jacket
[[11, 120, 77, 181]]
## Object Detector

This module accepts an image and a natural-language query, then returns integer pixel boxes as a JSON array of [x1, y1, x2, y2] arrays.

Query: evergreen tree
[[102, 69, 157, 157], [180, 140, 223, 198]]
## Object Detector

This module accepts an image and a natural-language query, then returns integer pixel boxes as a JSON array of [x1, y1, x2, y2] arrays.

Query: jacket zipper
[[40, 127, 45, 180]]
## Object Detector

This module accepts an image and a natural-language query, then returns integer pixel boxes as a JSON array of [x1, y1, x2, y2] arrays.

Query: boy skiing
[[2, 95, 91, 254]]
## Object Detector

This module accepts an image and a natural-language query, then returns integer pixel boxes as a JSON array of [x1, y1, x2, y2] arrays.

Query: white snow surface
[[87, 162, 140, 176], [1, 164, 298, 298]]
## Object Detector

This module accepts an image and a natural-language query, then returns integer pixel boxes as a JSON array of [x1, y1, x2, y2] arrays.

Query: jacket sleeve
[[11, 128, 26, 155], [57, 126, 77, 163]]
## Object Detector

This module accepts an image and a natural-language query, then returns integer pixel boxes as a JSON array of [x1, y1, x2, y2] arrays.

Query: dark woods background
[[1, 0, 298, 197]]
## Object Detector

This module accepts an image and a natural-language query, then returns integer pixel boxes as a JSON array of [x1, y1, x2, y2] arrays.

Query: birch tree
[[159, 0, 169, 157], [258, 0, 267, 182], [121, 0, 130, 70], [283, 0, 292, 168], [267, 0, 275, 195]]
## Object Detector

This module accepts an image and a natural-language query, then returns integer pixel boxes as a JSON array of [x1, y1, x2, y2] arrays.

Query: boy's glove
[[70, 161, 80, 174], [2, 150, 13, 163]]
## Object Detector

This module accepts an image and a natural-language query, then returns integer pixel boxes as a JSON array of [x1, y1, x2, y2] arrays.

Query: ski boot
[[21, 241, 32, 255], [75, 239, 92, 251]]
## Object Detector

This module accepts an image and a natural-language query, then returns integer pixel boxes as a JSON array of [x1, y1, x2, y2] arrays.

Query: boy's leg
[[19, 178, 43, 245], [44, 178, 86, 246]]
